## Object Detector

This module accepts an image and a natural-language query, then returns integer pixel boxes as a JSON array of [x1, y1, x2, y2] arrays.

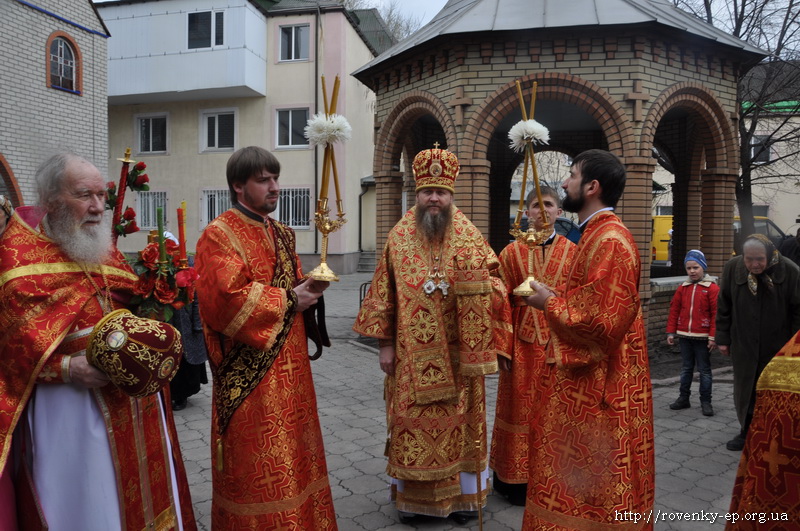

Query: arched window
[[46, 33, 82, 94]]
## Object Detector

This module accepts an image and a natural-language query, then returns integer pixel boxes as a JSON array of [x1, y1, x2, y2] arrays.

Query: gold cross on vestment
[[764, 439, 790, 477], [433, 142, 440, 149]]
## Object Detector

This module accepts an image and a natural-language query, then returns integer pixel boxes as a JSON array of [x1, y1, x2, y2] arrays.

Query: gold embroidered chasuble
[[727, 330, 800, 529], [196, 208, 336, 530], [522, 211, 655, 530], [353, 207, 512, 516], [0, 210, 197, 531], [491, 235, 575, 485]]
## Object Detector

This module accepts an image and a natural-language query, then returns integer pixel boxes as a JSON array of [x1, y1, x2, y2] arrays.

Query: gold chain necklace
[[79, 263, 113, 314]]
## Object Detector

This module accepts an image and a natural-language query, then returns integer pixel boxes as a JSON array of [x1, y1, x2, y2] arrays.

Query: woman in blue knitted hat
[[666, 249, 719, 416]]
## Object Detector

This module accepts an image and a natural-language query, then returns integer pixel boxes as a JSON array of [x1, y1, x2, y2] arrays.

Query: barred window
[[136, 191, 168, 230], [277, 188, 311, 229], [201, 189, 231, 226]]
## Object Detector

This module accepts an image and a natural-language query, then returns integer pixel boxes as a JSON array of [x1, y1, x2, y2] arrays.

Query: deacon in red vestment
[[195, 146, 336, 530], [0, 153, 196, 530], [726, 329, 800, 529], [491, 186, 576, 506], [524, 150, 654, 530], [354, 147, 512, 526]]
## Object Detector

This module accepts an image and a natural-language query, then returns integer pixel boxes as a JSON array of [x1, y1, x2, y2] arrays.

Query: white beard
[[47, 206, 113, 265]]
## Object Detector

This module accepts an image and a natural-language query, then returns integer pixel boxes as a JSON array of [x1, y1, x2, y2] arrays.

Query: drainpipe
[[358, 179, 368, 252]]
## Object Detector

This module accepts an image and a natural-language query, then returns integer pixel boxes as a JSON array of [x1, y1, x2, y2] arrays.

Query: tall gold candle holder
[[508, 80, 551, 296], [304, 75, 351, 281]]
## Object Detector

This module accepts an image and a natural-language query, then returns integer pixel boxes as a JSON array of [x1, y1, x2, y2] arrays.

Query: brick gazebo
[[353, 0, 764, 332]]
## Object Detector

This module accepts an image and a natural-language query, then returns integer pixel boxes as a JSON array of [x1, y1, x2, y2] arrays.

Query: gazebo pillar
[[454, 157, 492, 235], [374, 170, 405, 255], [701, 167, 738, 275]]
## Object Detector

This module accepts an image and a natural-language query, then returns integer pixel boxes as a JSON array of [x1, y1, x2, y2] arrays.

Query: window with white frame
[[188, 11, 224, 49], [201, 109, 236, 152], [49, 37, 77, 92], [136, 114, 168, 154], [277, 109, 309, 148], [280, 24, 309, 61], [277, 187, 311, 229], [751, 135, 771, 164], [137, 191, 168, 230], [201, 189, 231, 226]]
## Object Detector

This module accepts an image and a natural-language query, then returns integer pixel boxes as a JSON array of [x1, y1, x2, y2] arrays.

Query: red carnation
[[154, 276, 179, 304], [107, 181, 116, 191], [123, 207, 136, 221], [124, 220, 139, 234], [134, 161, 146, 172], [139, 243, 160, 271], [135, 174, 150, 186]]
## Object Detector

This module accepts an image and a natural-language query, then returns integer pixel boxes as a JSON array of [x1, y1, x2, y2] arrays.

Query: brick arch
[[0, 154, 24, 207], [373, 90, 457, 174], [462, 73, 636, 159], [46, 31, 83, 94], [639, 82, 736, 169], [641, 82, 738, 277]]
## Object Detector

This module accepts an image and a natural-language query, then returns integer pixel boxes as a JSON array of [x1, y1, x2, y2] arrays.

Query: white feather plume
[[304, 114, 352, 146], [508, 119, 550, 153]]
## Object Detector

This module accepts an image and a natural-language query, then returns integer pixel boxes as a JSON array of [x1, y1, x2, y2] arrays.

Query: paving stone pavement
[[172, 273, 744, 530]]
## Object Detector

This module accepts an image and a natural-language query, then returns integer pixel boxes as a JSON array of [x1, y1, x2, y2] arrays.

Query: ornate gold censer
[[508, 80, 551, 296]]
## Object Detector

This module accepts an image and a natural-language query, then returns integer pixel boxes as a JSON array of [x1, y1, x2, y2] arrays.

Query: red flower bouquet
[[129, 241, 196, 322]]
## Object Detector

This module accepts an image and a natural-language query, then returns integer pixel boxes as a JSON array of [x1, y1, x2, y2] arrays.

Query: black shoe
[[726, 434, 746, 451], [172, 398, 187, 411], [701, 402, 714, 416], [506, 484, 527, 506], [669, 397, 690, 410], [398, 511, 419, 524], [451, 511, 477, 525]]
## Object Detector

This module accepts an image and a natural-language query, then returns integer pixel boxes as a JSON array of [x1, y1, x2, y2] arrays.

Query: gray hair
[[35, 152, 89, 207]]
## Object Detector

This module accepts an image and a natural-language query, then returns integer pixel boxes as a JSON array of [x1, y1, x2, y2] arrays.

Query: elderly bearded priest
[[354, 146, 512, 525], [0, 153, 195, 530]]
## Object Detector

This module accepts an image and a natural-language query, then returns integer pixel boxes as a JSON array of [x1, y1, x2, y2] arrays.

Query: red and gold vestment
[[353, 207, 511, 516], [727, 330, 800, 530], [491, 235, 575, 485], [0, 210, 196, 531], [196, 207, 336, 530], [523, 211, 654, 530]]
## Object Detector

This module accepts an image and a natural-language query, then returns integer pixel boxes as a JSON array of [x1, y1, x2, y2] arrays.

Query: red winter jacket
[[666, 276, 719, 339]]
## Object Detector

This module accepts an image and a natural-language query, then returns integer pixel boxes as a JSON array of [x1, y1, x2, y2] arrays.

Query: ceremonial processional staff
[[508, 80, 551, 296], [305, 74, 351, 281]]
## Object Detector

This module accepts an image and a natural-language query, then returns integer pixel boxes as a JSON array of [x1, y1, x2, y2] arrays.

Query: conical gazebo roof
[[354, 0, 764, 78]]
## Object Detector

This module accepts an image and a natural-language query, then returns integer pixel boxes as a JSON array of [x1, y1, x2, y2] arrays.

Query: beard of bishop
[[416, 201, 452, 244], [48, 203, 114, 265]]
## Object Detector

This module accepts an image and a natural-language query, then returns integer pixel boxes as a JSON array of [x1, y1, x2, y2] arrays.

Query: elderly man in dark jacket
[[716, 234, 800, 451]]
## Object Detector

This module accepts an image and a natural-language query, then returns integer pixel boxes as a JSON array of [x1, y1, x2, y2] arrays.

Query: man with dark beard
[[0, 153, 196, 530], [521, 149, 654, 529], [354, 146, 511, 525]]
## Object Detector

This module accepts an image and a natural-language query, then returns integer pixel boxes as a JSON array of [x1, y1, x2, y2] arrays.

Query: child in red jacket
[[666, 250, 719, 416]]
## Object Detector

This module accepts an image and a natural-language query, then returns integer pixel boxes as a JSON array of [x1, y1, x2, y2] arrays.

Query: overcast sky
[[379, 0, 448, 27]]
